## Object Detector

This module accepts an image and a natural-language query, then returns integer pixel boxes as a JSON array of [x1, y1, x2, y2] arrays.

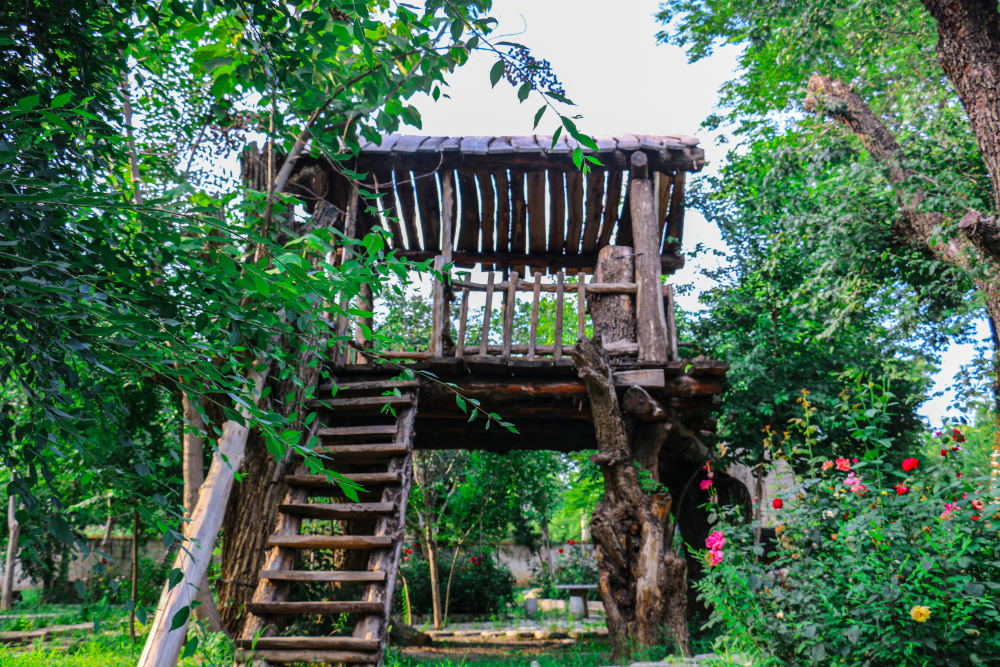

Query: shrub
[[529, 541, 600, 601], [697, 396, 1000, 665], [398, 548, 514, 617]]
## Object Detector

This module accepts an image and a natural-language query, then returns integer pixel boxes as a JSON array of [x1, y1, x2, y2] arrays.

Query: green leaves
[[489, 60, 504, 87]]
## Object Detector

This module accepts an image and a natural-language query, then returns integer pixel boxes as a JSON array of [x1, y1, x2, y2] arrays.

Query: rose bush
[[697, 400, 999, 665]]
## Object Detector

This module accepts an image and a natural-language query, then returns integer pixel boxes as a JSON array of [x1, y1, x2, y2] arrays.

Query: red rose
[[558, 548, 564, 554], [940, 449, 948, 457], [901, 458, 918, 472], [568, 539, 575, 546], [403, 556, 409, 561], [772, 498, 784, 509], [894, 484, 909, 495], [971, 515, 981, 521]]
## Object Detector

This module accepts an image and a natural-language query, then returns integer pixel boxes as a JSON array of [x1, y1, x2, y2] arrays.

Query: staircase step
[[284, 472, 400, 489], [318, 425, 397, 440], [306, 395, 412, 410], [235, 649, 375, 664], [249, 601, 382, 615], [237, 636, 379, 652], [318, 443, 409, 459], [279, 502, 394, 519], [318, 379, 419, 393], [268, 534, 393, 550], [258, 569, 386, 583]]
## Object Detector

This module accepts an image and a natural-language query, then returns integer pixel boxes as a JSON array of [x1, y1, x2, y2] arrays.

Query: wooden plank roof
[[277, 134, 701, 274], [350, 134, 703, 173]]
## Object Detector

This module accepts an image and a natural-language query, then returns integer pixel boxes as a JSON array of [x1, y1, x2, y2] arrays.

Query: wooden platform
[[329, 357, 726, 452]]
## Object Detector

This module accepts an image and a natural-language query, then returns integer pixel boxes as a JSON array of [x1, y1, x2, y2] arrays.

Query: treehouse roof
[[276, 133, 704, 274]]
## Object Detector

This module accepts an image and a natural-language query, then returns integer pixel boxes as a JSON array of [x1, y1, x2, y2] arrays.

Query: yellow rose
[[910, 605, 931, 623]]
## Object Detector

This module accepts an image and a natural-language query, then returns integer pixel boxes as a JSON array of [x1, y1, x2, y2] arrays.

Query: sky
[[403, 0, 985, 424]]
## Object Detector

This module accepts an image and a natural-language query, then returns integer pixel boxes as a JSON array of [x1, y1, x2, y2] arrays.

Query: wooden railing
[[333, 268, 677, 365]]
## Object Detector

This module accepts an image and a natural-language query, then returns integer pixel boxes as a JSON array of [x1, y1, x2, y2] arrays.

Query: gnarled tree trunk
[[573, 338, 689, 657]]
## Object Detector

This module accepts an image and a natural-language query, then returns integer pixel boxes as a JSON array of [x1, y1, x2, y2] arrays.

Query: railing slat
[[528, 271, 542, 360], [501, 270, 519, 359], [554, 270, 565, 360], [479, 273, 495, 356], [577, 275, 587, 339], [456, 288, 470, 358]]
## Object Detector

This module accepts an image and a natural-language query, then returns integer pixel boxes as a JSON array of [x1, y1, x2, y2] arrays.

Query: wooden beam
[[139, 371, 266, 667], [395, 249, 684, 273], [629, 152, 669, 362]]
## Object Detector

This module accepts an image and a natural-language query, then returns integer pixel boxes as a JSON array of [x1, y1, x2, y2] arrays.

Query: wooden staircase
[[237, 379, 419, 666]]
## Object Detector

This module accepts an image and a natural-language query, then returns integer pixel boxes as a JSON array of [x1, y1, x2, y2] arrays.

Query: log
[[589, 246, 635, 350], [599, 170, 624, 248], [527, 172, 547, 254], [480, 273, 495, 355], [582, 170, 606, 252], [528, 271, 542, 360], [548, 171, 566, 253], [565, 171, 584, 254], [138, 370, 266, 667], [502, 271, 519, 358], [554, 270, 565, 359], [630, 152, 669, 362]]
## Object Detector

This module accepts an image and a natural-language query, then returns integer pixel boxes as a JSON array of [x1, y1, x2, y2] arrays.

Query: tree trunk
[[412, 453, 443, 630], [573, 338, 689, 657], [590, 246, 635, 350], [1, 496, 20, 610]]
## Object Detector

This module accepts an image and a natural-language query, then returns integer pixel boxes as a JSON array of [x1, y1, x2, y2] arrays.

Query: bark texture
[[921, 0, 1000, 257], [573, 337, 689, 657]]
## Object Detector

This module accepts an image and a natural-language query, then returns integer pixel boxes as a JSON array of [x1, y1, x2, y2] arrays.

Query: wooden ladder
[[237, 379, 419, 666]]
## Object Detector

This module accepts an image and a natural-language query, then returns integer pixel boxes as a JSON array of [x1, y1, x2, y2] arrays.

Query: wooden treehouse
[[238, 135, 729, 665]]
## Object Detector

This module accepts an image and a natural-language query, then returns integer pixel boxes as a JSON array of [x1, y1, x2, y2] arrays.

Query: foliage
[[658, 0, 993, 461], [529, 541, 599, 601], [697, 394, 1000, 665], [398, 549, 514, 617]]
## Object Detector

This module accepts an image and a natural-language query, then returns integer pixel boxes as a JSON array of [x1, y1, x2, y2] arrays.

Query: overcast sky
[[405, 0, 983, 424]]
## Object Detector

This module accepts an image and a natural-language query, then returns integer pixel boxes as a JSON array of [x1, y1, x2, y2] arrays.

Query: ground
[[0, 596, 750, 667]]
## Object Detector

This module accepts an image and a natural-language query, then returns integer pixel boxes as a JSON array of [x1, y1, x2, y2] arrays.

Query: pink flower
[[706, 549, 723, 567], [821, 460, 834, 472], [844, 472, 867, 495], [940, 502, 960, 520], [699, 479, 713, 491], [835, 458, 852, 472], [705, 531, 725, 551], [971, 499, 985, 511]]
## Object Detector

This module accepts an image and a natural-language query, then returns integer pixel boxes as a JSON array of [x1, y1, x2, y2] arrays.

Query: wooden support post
[[455, 288, 470, 358], [629, 152, 669, 362], [480, 273, 495, 356], [430, 173, 455, 357], [554, 270, 565, 360], [577, 276, 587, 339], [528, 271, 542, 360], [1, 496, 20, 610], [664, 283, 678, 361], [590, 246, 635, 351], [138, 371, 266, 667], [501, 271, 519, 359]]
